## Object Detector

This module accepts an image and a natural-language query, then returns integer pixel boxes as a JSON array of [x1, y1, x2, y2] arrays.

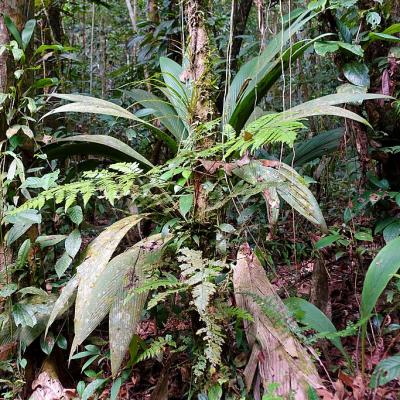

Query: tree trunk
[[184, 0, 217, 128], [230, 0, 253, 72], [126, 0, 137, 31]]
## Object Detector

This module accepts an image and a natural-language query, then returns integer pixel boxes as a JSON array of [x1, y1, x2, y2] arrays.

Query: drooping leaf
[[43, 94, 177, 152], [227, 12, 327, 131], [46, 135, 153, 168], [108, 235, 170, 374], [233, 161, 327, 231], [70, 215, 144, 356], [45, 276, 79, 336], [283, 128, 344, 166]]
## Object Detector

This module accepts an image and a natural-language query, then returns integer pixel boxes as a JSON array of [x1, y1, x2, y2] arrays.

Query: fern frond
[[136, 335, 176, 363], [147, 288, 184, 310], [12, 163, 142, 212], [177, 248, 226, 367], [215, 304, 254, 322], [225, 113, 305, 157]]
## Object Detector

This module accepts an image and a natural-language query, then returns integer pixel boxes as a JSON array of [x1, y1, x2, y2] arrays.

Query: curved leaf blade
[[50, 135, 153, 168], [71, 215, 143, 356]]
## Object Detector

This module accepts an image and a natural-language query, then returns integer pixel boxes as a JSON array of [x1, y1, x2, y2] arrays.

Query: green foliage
[[136, 335, 176, 363], [370, 355, 400, 388], [285, 297, 350, 363], [225, 114, 304, 157], [12, 162, 142, 212], [178, 248, 226, 368]]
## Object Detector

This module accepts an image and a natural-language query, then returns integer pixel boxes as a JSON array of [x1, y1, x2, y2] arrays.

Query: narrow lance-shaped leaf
[[284, 297, 349, 362], [361, 237, 400, 321], [127, 89, 187, 141]]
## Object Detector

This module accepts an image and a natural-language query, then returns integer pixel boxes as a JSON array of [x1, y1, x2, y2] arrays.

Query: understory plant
[[1, 8, 392, 398]]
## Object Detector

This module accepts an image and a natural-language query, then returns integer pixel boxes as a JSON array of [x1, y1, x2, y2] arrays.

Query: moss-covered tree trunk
[[185, 0, 217, 130]]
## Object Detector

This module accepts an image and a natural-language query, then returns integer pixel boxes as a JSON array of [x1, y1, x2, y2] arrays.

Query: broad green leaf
[[55, 252, 73, 278], [314, 41, 339, 56], [159, 57, 191, 127], [65, 229, 82, 258], [6, 223, 32, 246], [369, 32, 400, 43], [338, 42, 363, 56], [383, 222, 400, 243], [179, 194, 193, 219], [71, 215, 143, 356], [0, 284, 18, 298], [67, 206, 83, 225], [40, 331, 55, 355], [36, 235, 67, 248], [284, 128, 344, 166], [285, 297, 349, 361], [16, 239, 31, 269], [370, 355, 400, 387], [110, 378, 122, 400], [81, 378, 107, 400], [30, 77, 59, 90], [343, 62, 370, 88], [361, 237, 400, 321], [354, 231, 373, 242], [21, 19, 36, 50], [127, 89, 187, 140], [13, 303, 36, 327], [315, 234, 341, 249], [34, 44, 65, 55]]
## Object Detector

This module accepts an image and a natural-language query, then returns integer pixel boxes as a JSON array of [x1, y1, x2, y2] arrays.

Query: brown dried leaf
[[233, 243, 324, 399]]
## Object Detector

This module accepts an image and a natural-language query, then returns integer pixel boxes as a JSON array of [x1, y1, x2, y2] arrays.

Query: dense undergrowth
[[1, 0, 400, 399]]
